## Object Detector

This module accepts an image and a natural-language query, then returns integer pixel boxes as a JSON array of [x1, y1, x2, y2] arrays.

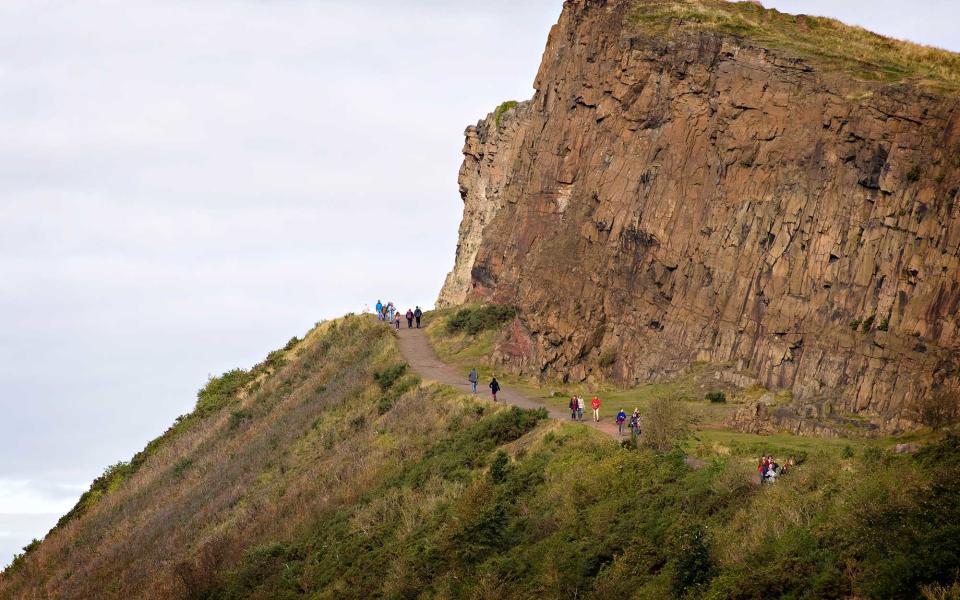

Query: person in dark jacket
[[489, 376, 500, 402], [405, 308, 414, 328], [414, 306, 423, 328], [569, 396, 578, 420]]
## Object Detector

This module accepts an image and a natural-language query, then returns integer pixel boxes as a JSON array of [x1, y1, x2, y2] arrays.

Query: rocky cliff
[[439, 0, 960, 431]]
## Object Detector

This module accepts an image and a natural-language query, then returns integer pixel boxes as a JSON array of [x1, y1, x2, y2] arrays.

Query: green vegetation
[[447, 303, 516, 335], [599, 349, 618, 368], [493, 100, 520, 127], [206, 430, 960, 599], [6, 308, 960, 599], [706, 391, 727, 403], [629, 0, 960, 91]]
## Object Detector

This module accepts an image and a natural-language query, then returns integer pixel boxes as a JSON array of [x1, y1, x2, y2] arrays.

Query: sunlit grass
[[630, 0, 960, 91]]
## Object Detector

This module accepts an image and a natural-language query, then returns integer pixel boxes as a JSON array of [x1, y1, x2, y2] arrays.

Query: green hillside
[[2, 314, 959, 599]]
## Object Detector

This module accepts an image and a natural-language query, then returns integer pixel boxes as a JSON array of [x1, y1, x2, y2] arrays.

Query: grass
[[629, 0, 960, 92], [493, 100, 520, 127], [5, 309, 960, 598]]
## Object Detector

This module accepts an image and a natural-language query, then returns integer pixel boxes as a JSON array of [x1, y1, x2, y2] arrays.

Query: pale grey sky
[[1, 0, 957, 568]]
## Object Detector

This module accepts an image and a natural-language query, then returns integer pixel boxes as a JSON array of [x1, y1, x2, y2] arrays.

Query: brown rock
[[893, 443, 922, 454], [438, 0, 960, 431]]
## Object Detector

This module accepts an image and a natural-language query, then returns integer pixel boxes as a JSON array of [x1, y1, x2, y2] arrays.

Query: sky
[[1, 0, 958, 569]]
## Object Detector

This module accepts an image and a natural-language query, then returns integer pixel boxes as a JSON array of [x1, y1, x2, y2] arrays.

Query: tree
[[917, 390, 960, 431], [641, 398, 690, 452]]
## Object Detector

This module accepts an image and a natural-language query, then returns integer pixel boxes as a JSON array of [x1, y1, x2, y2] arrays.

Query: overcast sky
[[1, 0, 958, 569]]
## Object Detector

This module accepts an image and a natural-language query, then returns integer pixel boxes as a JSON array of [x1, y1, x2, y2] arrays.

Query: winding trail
[[394, 324, 622, 440]]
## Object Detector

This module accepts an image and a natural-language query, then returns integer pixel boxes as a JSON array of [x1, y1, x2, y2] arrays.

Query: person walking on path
[[414, 306, 423, 328], [569, 396, 578, 420], [576, 395, 585, 421], [376, 300, 383, 320], [489, 376, 500, 402], [616, 409, 627, 436], [591, 396, 601, 422], [469, 368, 478, 394], [393, 311, 401, 330], [406, 308, 414, 328]]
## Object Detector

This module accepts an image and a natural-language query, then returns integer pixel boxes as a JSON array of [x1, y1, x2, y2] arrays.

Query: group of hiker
[[758, 455, 793, 484], [375, 300, 422, 330], [568, 395, 603, 423]]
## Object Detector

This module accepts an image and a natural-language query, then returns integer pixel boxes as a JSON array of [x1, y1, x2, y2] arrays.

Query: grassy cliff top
[[630, 0, 960, 91]]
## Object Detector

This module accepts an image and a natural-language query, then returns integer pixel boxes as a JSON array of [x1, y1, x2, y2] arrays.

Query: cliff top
[[630, 0, 960, 92]]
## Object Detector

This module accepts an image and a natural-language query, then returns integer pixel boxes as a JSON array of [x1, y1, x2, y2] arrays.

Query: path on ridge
[[394, 324, 622, 440]]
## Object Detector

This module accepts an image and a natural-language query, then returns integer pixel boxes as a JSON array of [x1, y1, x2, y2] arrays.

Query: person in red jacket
[[591, 396, 601, 422]]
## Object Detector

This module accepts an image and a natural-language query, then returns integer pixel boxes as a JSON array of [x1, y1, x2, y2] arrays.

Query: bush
[[861, 314, 876, 332], [446, 305, 516, 336], [489, 451, 510, 483], [374, 363, 408, 390], [196, 369, 252, 417], [599, 349, 618, 368], [917, 390, 960, 431], [493, 100, 519, 127], [705, 391, 726, 403], [641, 398, 689, 452], [173, 458, 194, 479], [230, 410, 253, 430], [906, 165, 923, 183]]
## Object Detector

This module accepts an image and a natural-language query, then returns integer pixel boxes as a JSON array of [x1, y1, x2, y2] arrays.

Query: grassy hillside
[[3, 313, 960, 599], [630, 0, 960, 91]]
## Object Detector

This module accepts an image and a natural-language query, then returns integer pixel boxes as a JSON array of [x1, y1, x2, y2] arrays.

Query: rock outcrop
[[439, 0, 960, 430]]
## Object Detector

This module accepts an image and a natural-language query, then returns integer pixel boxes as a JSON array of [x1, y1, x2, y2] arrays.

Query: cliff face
[[439, 0, 960, 430]]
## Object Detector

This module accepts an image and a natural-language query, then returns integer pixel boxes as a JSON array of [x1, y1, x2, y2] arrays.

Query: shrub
[[842, 445, 855, 458], [917, 390, 960, 431], [230, 410, 253, 430], [374, 363, 408, 390], [861, 314, 876, 332], [906, 165, 923, 183], [446, 305, 516, 336], [705, 391, 726, 403], [489, 451, 510, 483], [196, 369, 253, 416], [878, 316, 890, 331], [493, 100, 519, 127], [850, 318, 862, 331], [641, 398, 690, 452], [173, 458, 194, 479], [599, 349, 618, 368]]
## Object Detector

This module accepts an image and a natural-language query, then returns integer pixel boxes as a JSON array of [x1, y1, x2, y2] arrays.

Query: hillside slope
[[3, 315, 960, 599], [438, 0, 960, 431]]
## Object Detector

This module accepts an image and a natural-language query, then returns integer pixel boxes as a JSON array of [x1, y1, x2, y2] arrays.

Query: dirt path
[[393, 323, 622, 440]]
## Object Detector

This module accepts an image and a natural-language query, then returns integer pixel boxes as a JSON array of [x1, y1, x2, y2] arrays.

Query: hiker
[[393, 311, 401, 330], [489, 376, 500, 402], [406, 308, 414, 328], [591, 396, 601, 422], [414, 306, 423, 328], [381, 304, 388, 321], [616, 409, 627, 435], [469, 368, 478, 394], [757, 458, 766, 484], [576, 395, 585, 421], [376, 300, 383, 320], [569, 396, 578, 420]]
